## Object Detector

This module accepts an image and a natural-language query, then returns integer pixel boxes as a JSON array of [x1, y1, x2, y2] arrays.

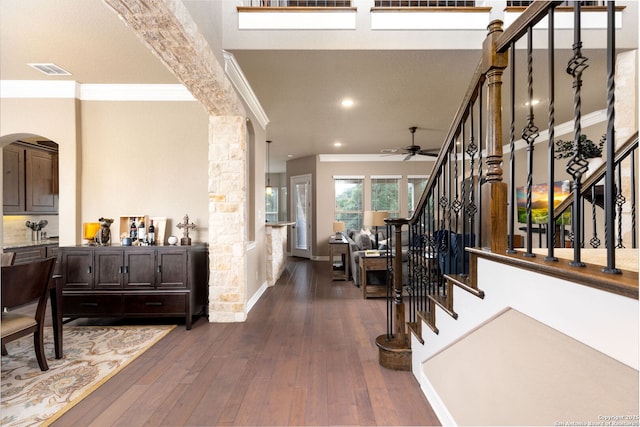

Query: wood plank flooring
[[51, 258, 440, 426]]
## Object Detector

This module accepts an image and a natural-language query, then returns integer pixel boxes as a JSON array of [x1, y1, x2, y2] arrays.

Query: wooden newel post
[[481, 20, 509, 254], [376, 219, 411, 371], [392, 222, 405, 342]]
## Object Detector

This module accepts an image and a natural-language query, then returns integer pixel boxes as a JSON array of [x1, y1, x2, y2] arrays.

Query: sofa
[[346, 228, 410, 287]]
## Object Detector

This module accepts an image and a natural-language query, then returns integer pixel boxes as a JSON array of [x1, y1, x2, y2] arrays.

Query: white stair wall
[[412, 256, 639, 425]]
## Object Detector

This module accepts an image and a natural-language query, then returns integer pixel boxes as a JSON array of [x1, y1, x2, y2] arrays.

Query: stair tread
[[418, 310, 439, 335], [428, 293, 458, 319], [445, 273, 485, 299]]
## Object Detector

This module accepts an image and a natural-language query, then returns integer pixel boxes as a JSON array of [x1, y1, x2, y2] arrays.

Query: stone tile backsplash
[[3, 215, 59, 244]]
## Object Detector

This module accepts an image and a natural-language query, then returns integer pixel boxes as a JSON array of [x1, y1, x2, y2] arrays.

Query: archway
[[1, 133, 60, 250]]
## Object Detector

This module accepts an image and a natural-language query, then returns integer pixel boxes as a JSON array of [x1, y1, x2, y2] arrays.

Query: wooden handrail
[[237, 6, 356, 12], [495, 1, 559, 53]]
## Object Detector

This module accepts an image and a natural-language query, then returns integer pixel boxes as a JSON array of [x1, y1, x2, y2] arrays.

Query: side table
[[360, 254, 388, 299], [329, 235, 349, 281]]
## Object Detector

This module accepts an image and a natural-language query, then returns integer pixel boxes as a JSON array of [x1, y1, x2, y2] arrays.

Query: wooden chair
[[1, 252, 16, 266], [1, 257, 56, 371]]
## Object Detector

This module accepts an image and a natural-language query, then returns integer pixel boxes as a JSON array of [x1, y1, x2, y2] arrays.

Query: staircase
[[377, 2, 639, 424]]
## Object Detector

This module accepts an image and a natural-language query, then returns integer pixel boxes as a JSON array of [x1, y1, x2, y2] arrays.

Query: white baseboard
[[247, 280, 268, 314]]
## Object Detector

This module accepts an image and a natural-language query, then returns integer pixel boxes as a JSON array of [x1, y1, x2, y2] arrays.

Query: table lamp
[[332, 221, 345, 238], [364, 211, 388, 249]]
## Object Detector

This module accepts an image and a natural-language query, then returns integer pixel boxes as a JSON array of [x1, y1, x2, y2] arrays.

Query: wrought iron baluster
[[603, 1, 620, 273], [467, 104, 479, 252], [452, 139, 461, 276], [522, 27, 539, 258], [589, 186, 600, 248], [546, 5, 558, 261], [507, 41, 517, 254], [477, 85, 483, 245], [632, 151, 637, 249], [565, 1, 588, 267], [615, 165, 625, 249]]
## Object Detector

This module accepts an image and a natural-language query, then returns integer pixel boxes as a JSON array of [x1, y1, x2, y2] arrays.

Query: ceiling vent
[[28, 63, 71, 76]]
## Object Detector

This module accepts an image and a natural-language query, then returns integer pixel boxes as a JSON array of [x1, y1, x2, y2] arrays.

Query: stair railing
[[380, 1, 637, 352]]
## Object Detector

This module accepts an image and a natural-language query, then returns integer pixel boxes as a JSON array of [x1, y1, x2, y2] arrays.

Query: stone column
[[208, 115, 248, 322]]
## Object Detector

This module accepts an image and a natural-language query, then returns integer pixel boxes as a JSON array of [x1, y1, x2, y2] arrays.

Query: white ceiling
[[1, 1, 636, 172]]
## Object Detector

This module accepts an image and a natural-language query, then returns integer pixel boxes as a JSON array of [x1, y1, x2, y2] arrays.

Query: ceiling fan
[[382, 127, 438, 161]]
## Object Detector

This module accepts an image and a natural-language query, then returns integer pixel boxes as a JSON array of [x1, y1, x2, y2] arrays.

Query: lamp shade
[[364, 211, 388, 227], [332, 221, 345, 233]]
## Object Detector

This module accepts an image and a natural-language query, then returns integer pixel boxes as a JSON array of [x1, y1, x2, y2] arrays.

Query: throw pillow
[[354, 231, 372, 251]]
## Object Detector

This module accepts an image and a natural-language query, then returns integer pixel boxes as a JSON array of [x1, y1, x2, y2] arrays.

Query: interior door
[[291, 174, 312, 259]]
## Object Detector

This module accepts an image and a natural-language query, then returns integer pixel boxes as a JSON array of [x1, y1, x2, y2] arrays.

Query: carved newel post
[[481, 19, 509, 254], [176, 214, 196, 246], [375, 219, 411, 371]]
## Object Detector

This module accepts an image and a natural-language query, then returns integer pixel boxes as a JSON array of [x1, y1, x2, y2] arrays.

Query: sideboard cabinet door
[[61, 249, 94, 290], [157, 249, 188, 289], [94, 250, 125, 289], [125, 248, 156, 289]]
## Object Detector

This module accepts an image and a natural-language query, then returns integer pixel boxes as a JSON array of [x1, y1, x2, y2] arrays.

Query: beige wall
[[79, 101, 209, 243], [1, 96, 270, 311]]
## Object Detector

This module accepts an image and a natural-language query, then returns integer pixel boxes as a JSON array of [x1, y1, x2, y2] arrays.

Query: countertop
[[3, 238, 60, 250], [265, 222, 295, 227]]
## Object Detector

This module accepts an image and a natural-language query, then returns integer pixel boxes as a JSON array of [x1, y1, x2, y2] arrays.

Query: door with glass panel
[[291, 174, 312, 258]]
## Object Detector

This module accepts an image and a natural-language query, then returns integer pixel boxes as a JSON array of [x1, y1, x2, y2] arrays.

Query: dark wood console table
[[59, 244, 208, 329]]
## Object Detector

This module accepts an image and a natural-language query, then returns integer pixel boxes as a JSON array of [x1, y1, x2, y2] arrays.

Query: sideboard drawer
[[123, 293, 187, 315], [63, 294, 123, 315]]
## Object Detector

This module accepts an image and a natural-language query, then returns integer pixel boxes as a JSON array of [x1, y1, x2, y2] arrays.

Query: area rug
[[1, 325, 175, 427]]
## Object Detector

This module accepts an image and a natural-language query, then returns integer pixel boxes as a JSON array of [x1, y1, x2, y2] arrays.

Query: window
[[408, 176, 429, 217], [265, 187, 279, 223], [371, 176, 400, 218], [334, 177, 363, 231]]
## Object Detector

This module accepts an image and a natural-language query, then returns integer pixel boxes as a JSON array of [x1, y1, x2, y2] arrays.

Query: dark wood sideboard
[[59, 244, 208, 329]]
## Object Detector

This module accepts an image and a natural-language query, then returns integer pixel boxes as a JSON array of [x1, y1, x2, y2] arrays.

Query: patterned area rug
[[1, 325, 175, 427]]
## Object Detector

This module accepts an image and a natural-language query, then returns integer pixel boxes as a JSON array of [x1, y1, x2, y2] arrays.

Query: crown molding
[[223, 51, 269, 129], [0, 80, 196, 101], [80, 84, 195, 101], [0, 80, 79, 98]]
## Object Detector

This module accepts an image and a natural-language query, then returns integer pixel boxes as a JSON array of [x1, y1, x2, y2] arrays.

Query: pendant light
[[266, 140, 273, 195]]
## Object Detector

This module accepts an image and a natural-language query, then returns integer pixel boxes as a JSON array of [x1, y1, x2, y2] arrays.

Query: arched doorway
[[1, 133, 60, 250]]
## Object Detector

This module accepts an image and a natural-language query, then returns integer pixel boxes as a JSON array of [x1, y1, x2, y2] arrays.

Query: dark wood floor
[[52, 258, 440, 426]]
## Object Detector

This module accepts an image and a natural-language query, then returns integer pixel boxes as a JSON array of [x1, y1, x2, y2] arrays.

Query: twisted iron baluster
[[546, 6, 558, 261], [565, 2, 588, 267], [616, 166, 626, 249], [589, 186, 600, 248], [477, 85, 483, 243], [522, 28, 539, 258], [452, 137, 461, 275], [603, 1, 620, 273], [632, 152, 637, 249], [507, 41, 517, 254], [467, 108, 478, 220]]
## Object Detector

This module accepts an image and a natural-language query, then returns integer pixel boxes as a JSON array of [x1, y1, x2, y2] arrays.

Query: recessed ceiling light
[[287, 154, 293, 158], [525, 99, 541, 106], [333, 142, 342, 147], [341, 98, 354, 108], [28, 63, 71, 76]]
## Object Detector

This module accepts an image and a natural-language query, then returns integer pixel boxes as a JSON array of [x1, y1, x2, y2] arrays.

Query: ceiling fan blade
[[417, 150, 438, 157], [403, 153, 413, 161]]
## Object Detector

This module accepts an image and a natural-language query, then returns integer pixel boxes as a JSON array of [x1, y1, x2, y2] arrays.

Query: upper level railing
[[380, 1, 637, 343], [244, 0, 351, 7]]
